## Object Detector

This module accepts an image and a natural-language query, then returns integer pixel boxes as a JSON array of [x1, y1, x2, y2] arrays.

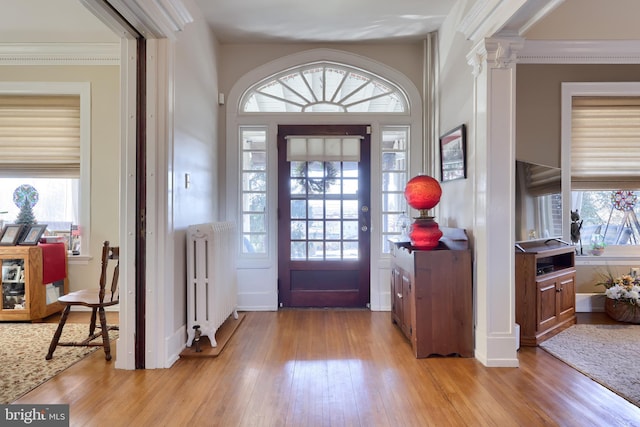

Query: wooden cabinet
[[390, 236, 473, 358], [515, 241, 576, 346], [0, 245, 68, 322]]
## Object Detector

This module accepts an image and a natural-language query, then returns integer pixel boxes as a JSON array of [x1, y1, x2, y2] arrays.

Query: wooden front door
[[278, 125, 371, 308]]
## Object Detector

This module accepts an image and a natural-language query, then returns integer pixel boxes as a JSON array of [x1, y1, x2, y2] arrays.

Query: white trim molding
[[0, 43, 120, 65], [458, 0, 562, 43], [106, 0, 193, 39], [519, 40, 640, 64]]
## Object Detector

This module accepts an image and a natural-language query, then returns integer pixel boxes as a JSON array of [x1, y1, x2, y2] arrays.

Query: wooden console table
[[0, 244, 68, 321]]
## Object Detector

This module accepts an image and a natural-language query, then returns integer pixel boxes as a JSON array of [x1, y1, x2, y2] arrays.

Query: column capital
[[467, 37, 525, 76]]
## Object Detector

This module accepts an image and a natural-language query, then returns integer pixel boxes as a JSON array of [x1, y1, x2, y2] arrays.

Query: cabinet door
[[1, 259, 26, 311], [390, 267, 402, 326], [557, 272, 576, 321], [536, 277, 558, 332], [400, 270, 412, 338]]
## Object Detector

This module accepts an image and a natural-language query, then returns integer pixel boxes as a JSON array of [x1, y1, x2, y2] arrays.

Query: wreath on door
[[296, 161, 339, 193]]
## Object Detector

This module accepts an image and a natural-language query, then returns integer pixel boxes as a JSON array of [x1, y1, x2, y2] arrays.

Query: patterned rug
[[0, 322, 118, 404], [540, 324, 640, 407]]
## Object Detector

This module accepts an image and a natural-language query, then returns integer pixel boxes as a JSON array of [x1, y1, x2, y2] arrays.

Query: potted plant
[[597, 272, 640, 323]]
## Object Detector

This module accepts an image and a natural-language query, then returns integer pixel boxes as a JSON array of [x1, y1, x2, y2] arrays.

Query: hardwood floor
[[16, 310, 640, 426]]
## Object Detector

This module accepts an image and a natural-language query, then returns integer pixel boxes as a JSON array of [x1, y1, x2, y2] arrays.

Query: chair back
[[98, 241, 119, 303]]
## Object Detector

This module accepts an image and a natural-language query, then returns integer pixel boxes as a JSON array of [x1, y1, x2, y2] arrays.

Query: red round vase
[[409, 217, 443, 250], [404, 175, 442, 212]]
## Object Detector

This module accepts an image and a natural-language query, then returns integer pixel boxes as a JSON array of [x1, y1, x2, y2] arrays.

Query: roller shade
[[0, 95, 80, 178], [571, 96, 640, 190], [286, 136, 361, 162]]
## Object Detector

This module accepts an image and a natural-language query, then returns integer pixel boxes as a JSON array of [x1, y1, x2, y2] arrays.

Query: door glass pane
[[289, 159, 360, 261], [343, 242, 358, 259], [308, 200, 324, 219], [343, 201, 358, 219], [308, 241, 324, 259], [325, 200, 341, 218], [326, 221, 341, 239], [290, 178, 306, 195], [326, 241, 341, 259], [308, 221, 324, 239], [343, 221, 358, 240], [291, 200, 306, 219], [291, 221, 306, 239], [291, 242, 306, 259], [343, 179, 358, 195]]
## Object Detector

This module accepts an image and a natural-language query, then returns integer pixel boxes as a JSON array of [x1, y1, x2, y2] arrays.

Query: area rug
[[540, 324, 640, 407], [0, 322, 119, 404]]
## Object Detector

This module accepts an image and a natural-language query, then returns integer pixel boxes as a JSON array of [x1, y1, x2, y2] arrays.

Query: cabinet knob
[[397, 293, 402, 299]]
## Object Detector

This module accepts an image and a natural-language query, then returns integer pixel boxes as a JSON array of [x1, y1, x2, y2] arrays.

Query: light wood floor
[[17, 310, 640, 426]]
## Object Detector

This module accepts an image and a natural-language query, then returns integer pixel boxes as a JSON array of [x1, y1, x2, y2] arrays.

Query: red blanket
[[39, 243, 67, 284]]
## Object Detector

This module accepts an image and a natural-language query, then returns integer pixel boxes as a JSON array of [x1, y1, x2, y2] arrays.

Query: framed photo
[[439, 124, 467, 182], [2, 265, 21, 282], [19, 224, 47, 246], [0, 224, 24, 246]]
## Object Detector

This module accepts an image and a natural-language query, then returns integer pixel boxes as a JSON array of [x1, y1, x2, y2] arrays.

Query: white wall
[[436, 1, 475, 237], [170, 0, 221, 346]]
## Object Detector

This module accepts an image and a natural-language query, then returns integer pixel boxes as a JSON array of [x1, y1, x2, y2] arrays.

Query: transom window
[[241, 62, 408, 113]]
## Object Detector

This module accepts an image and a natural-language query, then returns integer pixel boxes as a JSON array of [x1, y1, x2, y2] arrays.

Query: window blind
[[286, 136, 361, 162], [0, 95, 80, 178], [571, 96, 640, 190]]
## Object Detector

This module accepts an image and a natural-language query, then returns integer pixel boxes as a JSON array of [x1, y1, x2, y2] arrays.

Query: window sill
[[576, 246, 640, 266], [67, 254, 91, 265]]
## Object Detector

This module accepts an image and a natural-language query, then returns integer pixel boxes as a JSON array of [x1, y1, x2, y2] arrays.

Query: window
[[0, 178, 78, 245], [564, 87, 640, 252], [381, 127, 409, 253], [240, 127, 268, 254], [0, 83, 90, 256], [572, 190, 640, 247], [241, 62, 408, 113]]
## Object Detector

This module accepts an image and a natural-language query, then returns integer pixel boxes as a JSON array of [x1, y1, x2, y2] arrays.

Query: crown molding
[[106, 0, 194, 39], [518, 40, 640, 64], [0, 43, 120, 66]]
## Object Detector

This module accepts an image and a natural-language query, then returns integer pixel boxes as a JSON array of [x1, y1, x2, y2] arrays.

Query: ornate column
[[467, 37, 523, 367]]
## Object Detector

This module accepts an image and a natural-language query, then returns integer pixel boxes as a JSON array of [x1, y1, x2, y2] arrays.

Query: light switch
[[185, 173, 191, 189]]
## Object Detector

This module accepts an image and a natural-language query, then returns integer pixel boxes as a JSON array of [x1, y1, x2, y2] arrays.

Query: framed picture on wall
[[439, 124, 467, 182]]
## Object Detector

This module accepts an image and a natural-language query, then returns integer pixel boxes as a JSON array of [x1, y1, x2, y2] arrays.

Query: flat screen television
[[515, 161, 563, 242]]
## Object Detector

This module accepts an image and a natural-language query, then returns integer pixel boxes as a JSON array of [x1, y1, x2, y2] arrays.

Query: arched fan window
[[241, 62, 408, 113]]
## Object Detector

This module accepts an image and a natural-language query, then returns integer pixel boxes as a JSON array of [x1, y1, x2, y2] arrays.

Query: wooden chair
[[46, 241, 119, 361]]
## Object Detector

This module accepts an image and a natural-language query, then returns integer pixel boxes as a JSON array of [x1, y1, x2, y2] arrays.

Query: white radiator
[[186, 222, 238, 348]]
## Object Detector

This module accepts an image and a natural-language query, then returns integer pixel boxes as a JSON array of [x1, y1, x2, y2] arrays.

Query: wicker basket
[[605, 298, 640, 324]]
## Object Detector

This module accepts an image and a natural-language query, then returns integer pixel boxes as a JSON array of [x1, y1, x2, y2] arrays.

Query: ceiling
[[0, 0, 638, 45], [194, 0, 454, 43], [0, 0, 452, 44]]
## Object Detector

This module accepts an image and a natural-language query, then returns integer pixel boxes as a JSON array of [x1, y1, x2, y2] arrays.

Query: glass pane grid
[[289, 159, 360, 261], [381, 127, 409, 253], [241, 62, 407, 113], [241, 127, 268, 254]]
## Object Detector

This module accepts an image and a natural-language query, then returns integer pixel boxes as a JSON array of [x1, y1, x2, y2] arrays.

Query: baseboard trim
[[576, 293, 606, 312]]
